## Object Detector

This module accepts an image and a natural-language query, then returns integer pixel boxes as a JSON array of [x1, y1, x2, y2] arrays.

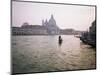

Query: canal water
[[12, 35, 96, 74]]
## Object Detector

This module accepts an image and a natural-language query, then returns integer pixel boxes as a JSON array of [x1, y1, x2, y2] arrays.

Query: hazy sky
[[12, 1, 95, 31]]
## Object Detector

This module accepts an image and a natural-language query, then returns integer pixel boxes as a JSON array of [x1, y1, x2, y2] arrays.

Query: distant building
[[89, 20, 96, 41], [12, 14, 81, 35], [60, 29, 74, 35], [12, 25, 48, 35], [42, 14, 60, 34], [12, 15, 60, 35], [80, 20, 96, 47]]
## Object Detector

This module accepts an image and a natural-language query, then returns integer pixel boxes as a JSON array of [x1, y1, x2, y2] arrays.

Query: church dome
[[48, 15, 56, 26]]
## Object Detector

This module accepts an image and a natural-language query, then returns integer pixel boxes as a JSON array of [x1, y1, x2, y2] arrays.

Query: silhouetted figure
[[58, 35, 63, 45]]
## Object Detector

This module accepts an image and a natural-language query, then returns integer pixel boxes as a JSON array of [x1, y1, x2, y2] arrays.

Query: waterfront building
[[12, 14, 60, 35], [12, 14, 81, 35]]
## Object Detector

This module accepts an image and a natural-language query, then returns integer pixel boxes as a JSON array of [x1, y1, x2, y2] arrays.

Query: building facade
[[42, 14, 60, 34], [12, 15, 60, 35]]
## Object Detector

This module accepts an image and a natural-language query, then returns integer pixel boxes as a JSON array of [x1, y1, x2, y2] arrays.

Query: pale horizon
[[12, 1, 95, 31]]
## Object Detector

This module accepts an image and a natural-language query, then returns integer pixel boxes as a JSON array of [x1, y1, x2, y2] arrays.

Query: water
[[12, 35, 96, 74]]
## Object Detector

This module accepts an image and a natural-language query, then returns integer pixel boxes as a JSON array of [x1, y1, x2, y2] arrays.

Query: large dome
[[48, 15, 56, 26]]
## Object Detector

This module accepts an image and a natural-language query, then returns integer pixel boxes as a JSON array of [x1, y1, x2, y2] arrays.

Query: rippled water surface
[[12, 35, 96, 74]]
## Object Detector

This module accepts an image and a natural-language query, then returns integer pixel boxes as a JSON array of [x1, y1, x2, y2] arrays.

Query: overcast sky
[[12, 1, 95, 31]]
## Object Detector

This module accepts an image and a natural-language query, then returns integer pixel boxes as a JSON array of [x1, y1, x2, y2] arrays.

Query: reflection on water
[[12, 35, 96, 74]]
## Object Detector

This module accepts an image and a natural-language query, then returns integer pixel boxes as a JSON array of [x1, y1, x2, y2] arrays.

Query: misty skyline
[[12, 1, 95, 31]]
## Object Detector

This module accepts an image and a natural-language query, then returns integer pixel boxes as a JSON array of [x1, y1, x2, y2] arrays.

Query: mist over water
[[12, 35, 96, 74]]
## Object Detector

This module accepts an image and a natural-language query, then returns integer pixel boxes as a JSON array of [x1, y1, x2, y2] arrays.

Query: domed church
[[42, 14, 60, 34], [12, 14, 60, 35]]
